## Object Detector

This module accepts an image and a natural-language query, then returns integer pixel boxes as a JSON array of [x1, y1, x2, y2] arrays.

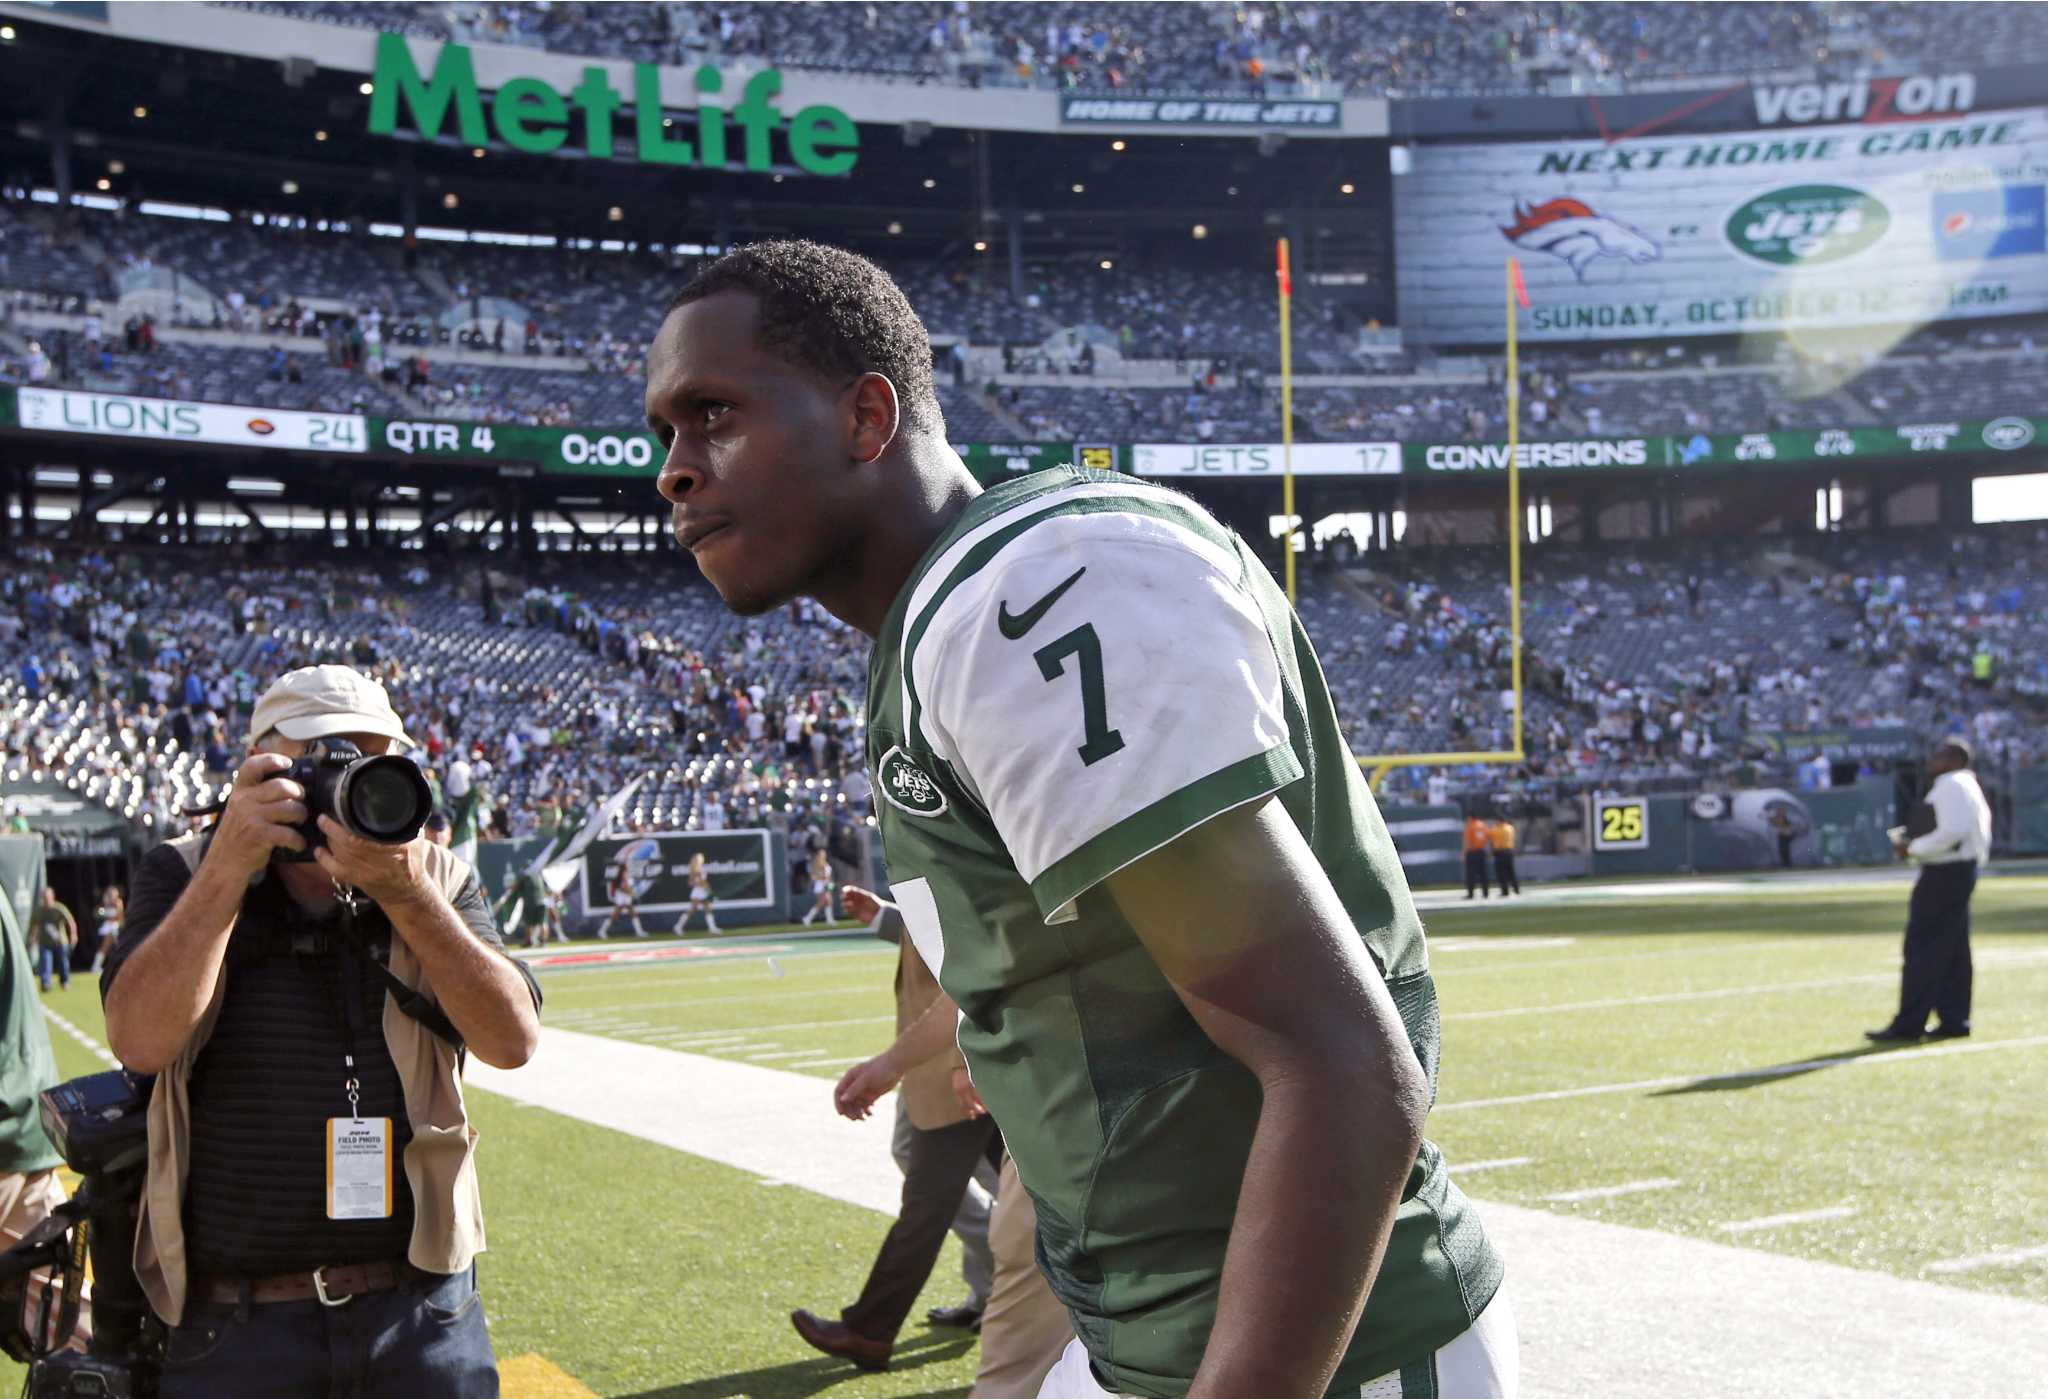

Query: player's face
[[647, 291, 863, 616]]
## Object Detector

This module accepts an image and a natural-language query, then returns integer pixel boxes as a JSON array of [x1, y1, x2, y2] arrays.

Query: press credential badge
[[327, 1117, 394, 1220]]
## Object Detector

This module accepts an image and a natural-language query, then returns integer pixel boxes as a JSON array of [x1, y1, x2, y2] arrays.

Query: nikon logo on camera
[[1725, 185, 1890, 266]]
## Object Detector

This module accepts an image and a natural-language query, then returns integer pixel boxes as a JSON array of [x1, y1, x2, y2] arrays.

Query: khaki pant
[[970, 1155, 1072, 1399], [0, 1168, 91, 1352]]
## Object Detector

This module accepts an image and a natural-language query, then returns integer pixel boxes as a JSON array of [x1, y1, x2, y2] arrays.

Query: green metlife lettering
[[365, 33, 858, 175]]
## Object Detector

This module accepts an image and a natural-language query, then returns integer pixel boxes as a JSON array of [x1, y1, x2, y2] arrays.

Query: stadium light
[[922, 178, 936, 188], [442, 192, 458, 208], [359, 82, 374, 95], [1192, 224, 1208, 239], [886, 221, 902, 235], [607, 206, 624, 221], [1340, 182, 1356, 195], [108, 161, 125, 175], [315, 129, 328, 141], [1071, 183, 1085, 193], [973, 240, 987, 251], [281, 180, 298, 194], [472, 148, 485, 158], [1227, 185, 1239, 196], [0, 26, 14, 40], [95, 178, 111, 191], [133, 106, 147, 119], [1099, 259, 1113, 270]]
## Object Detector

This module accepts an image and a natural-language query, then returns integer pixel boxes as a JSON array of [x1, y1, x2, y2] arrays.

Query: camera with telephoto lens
[[278, 737, 434, 862], [0, 1070, 160, 1397]]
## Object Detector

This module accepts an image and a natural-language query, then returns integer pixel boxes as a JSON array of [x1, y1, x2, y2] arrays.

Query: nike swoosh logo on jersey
[[996, 566, 1086, 640]]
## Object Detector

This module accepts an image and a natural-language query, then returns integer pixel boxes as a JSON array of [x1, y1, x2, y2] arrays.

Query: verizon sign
[[1753, 72, 1977, 127]]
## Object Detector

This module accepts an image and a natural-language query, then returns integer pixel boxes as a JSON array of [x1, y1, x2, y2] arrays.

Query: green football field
[[10, 871, 2046, 1397]]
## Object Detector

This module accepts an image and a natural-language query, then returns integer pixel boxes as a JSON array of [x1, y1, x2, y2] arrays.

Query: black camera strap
[[322, 888, 466, 1058]]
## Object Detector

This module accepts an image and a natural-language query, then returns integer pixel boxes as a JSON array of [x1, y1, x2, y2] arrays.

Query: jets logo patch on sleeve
[[879, 746, 949, 817]]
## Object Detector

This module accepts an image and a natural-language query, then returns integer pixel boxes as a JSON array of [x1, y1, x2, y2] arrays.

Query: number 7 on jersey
[[1033, 625, 1125, 767]]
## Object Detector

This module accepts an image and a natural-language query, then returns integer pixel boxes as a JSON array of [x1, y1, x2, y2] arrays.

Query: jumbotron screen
[[1395, 104, 2048, 343]]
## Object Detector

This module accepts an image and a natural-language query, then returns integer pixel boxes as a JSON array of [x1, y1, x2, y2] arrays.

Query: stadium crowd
[[210, 2, 2044, 98], [6, 197, 2041, 443], [0, 545, 875, 897], [0, 518, 2038, 865]]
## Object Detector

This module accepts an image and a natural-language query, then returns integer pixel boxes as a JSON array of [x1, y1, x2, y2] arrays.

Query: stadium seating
[[2, 515, 2038, 856], [9, 198, 2039, 440], [209, 2, 2045, 97], [12, 195, 2040, 439]]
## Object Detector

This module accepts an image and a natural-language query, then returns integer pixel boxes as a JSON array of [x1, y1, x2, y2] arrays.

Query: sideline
[[469, 1028, 2048, 1399]]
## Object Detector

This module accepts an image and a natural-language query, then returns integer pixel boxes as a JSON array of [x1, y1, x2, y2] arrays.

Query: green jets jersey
[[866, 468, 1502, 1397]]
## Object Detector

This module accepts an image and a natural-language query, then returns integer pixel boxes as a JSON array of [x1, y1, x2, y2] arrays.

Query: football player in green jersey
[[644, 241, 1515, 1399]]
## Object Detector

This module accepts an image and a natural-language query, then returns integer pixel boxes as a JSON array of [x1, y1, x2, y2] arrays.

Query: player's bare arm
[[1107, 796, 1430, 1399]]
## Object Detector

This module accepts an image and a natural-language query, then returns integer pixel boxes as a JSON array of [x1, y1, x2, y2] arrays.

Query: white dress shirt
[[1906, 769, 1992, 866]]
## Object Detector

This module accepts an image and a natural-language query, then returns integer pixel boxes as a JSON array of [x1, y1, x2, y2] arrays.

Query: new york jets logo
[[878, 746, 948, 817], [1982, 417, 2034, 451]]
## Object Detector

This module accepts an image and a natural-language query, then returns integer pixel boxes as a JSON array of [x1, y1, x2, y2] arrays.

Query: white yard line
[[1448, 1156, 1535, 1175], [1436, 1034, 2048, 1113], [469, 1029, 2048, 1399], [644, 1013, 895, 1040], [1446, 969, 1897, 1021], [42, 1007, 118, 1068], [1428, 937, 1577, 953], [746, 1048, 841, 1062], [781, 1056, 866, 1069], [1719, 1205, 1859, 1234], [1925, 1244, 2048, 1276], [1546, 1177, 1680, 1203], [1442, 934, 1864, 979]]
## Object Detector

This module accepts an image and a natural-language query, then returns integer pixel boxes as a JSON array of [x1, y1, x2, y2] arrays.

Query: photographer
[[100, 666, 541, 1398]]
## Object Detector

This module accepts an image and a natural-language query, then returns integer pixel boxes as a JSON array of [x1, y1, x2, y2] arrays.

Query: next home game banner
[[1394, 105, 2048, 344]]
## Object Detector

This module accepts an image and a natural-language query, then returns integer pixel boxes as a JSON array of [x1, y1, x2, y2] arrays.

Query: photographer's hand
[[312, 816, 431, 908], [105, 754, 304, 1073], [208, 752, 309, 878]]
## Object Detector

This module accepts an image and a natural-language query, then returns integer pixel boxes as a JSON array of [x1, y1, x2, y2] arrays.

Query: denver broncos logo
[[1500, 197, 1661, 280]]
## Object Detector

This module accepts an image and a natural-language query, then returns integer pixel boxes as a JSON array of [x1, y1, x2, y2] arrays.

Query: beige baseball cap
[[247, 665, 415, 751]]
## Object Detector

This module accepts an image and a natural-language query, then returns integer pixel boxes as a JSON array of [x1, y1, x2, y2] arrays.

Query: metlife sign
[[1395, 106, 2048, 344], [1060, 97, 1340, 129]]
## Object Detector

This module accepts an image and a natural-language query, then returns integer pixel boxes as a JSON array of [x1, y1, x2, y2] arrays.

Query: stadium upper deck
[[212, 1, 2048, 98]]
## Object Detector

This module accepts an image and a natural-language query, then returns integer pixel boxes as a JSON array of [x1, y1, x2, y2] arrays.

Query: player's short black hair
[[667, 240, 943, 437]]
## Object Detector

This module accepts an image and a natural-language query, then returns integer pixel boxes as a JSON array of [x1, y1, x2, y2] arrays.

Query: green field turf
[[8, 874, 2045, 1396]]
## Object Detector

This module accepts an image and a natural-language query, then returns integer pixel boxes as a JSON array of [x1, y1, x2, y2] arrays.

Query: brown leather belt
[[194, 1259, 408, 1307]]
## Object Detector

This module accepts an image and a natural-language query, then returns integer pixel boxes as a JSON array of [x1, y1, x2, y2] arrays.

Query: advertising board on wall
[[1131, 442, 1401, 477], [577, 830, 775, 914], [1395, 106, 2048, 343], [1060, 96, 1340, 129]]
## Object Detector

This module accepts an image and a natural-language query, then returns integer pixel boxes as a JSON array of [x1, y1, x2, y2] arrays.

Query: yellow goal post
[[1277, 253, 1528, 791]]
